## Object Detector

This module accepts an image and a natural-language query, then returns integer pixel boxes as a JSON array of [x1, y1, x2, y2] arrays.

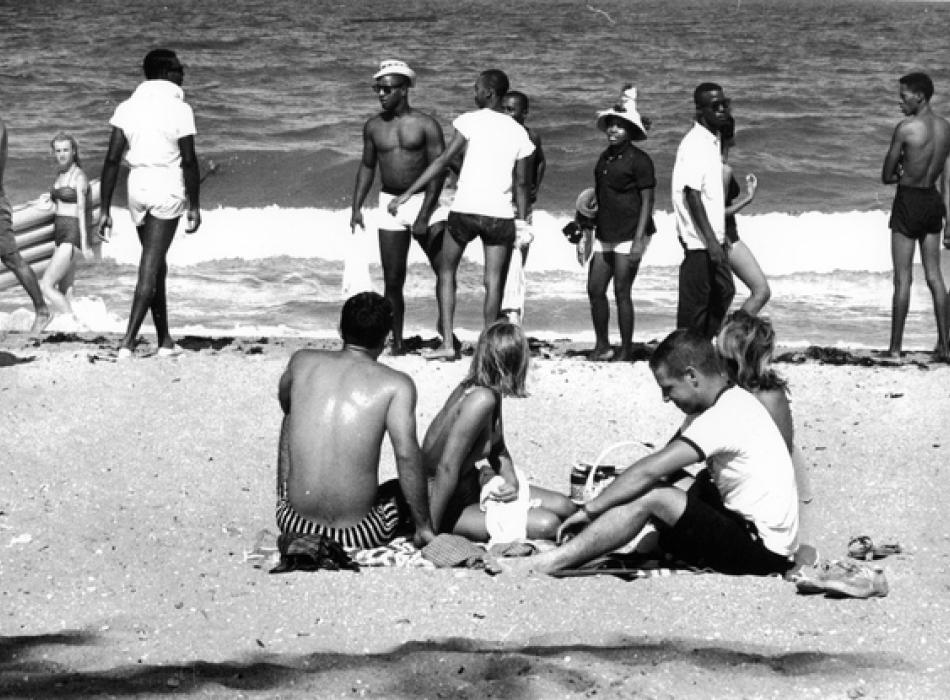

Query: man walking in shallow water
[[881, 71, 950, 361], [350, 59, 446, 355]]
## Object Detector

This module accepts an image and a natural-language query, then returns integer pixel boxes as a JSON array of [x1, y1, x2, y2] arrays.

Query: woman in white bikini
[[422, 320, 575, 541], [40, 132, 89, 321]]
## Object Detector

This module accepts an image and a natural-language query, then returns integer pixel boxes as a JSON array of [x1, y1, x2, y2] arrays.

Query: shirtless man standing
[[276, 292, 435, 549], [0, 117, 51, 333], [882, 72, 950, 361], [351, 59, 445, 355]]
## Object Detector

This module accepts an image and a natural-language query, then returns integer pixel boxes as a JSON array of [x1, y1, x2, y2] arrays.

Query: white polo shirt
[[450, 108, 535, 219], [110, 80, 196, 171], [671, 121, 725, 249], [677, 386, 799, 556]]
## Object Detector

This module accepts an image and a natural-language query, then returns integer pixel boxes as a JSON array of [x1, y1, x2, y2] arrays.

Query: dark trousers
[[676, 249, 735, 339]]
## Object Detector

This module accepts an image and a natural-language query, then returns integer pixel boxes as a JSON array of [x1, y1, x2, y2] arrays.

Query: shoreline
[[2, 330, 948, 697]]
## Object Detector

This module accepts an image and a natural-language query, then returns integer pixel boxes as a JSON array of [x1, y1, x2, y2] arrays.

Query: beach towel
[[549, 552, 711, 581], [350, 537, 434, 568]]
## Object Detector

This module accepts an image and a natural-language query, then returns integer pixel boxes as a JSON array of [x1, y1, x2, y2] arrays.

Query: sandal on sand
[[847, 535, 902, 561]]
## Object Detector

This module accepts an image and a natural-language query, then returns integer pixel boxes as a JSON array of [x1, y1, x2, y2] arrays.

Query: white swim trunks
[[377, 191, 426, 232], [126, 167, 187, 226], [592, 235, 653, 256]]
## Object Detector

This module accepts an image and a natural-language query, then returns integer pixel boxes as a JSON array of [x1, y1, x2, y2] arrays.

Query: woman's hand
[[745, 173, 758, 198], [556, 507, 592, 544]]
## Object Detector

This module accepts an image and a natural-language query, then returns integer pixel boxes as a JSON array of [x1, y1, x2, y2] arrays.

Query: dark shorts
[[448, 211, 516, 247], [53, 216, 82, 248], [889, 185, 945, 240], [0, 198, 17, 257], [276, 479, 408, 550], [658, 470, 793, 576]]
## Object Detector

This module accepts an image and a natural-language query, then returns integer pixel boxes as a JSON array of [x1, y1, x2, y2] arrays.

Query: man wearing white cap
[[351, 59, 446, 355], [388, 68, 535, 360], [671, 82, 735, 339]]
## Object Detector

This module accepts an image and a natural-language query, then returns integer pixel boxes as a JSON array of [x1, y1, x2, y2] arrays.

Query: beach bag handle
[[584, 440, 654, 494]]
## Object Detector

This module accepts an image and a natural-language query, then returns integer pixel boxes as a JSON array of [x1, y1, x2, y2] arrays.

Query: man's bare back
[[278, 347, 418, 527], [882, 84, 950, 188]]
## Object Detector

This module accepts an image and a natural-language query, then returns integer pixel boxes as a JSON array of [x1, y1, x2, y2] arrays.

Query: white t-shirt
[[110, 80, 196, 171], [677, 386, 799, 556], [450, 108, 535, 219], [671, 121, 725, 249]]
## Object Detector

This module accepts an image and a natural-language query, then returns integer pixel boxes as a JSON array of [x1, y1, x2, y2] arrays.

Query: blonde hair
[[716, 311, 786, 392], [462, 320, 529, 397], [50, 132, 81, 167]]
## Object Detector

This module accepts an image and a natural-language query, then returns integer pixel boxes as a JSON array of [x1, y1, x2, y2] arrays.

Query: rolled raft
[[0, 179, 102, 292]]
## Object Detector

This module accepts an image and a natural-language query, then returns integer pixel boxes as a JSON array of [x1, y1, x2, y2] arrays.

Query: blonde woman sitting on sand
[[40, 132, 89, 324], [422, 320, 576, 542], [721, 116, 770, 315], [716, 311, 813, 520]]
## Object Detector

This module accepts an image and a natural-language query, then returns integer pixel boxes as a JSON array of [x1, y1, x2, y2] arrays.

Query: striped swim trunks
[[276, 481, 403, 550]]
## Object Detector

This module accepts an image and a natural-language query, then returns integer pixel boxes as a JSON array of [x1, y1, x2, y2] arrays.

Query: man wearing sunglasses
[[351, 59, 446, 355], [672, 82, 735, 339]]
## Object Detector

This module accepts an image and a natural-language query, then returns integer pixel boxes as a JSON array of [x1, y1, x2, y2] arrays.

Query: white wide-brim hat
[[596, 85, 648, 141], [373, 59, 416, 87]]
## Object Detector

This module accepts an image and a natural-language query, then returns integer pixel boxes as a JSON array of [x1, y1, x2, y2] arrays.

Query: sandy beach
[[1, 332, 948, 698]]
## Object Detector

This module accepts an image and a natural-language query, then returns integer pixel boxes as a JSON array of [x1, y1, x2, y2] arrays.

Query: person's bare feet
[[424, 347, 460, 362], [589, 345, 614, 362], [497, 555, 550, 577], [28, 309, 52, 335]]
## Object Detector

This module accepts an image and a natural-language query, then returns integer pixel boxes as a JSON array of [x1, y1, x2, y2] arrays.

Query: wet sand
[[1, 333, 948, 698]]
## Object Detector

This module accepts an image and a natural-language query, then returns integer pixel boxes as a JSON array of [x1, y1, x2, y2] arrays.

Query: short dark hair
[[649, 328, 722, 377], [479, 69, 510, 98], [694, 82, 723, 107], [504, 90, 529, 110], [340, 292, 393, 348], [900, 72, 934, 101], [143, 48, 180, 80]]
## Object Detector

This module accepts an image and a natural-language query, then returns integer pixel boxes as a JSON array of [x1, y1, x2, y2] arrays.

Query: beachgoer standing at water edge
[[351, 60, 446, 355], [500, 90, 546, 325], [276, 292, 435, 549], [0, 117, 51, 333], [98, 48, 201, 359], [389, 68, 535, 361], [672, 83, 734, 339], [881, 72, 950, 361]]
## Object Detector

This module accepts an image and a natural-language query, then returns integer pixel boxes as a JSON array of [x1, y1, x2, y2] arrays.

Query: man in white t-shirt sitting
[[508, 328, 799, 577], [388, 69, 535, 360], [98, 48, 201, 358]]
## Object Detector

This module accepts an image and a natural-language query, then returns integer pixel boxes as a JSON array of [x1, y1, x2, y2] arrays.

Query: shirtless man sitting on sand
[[881, 71, 950, 361], [276, 292, 435, 549]]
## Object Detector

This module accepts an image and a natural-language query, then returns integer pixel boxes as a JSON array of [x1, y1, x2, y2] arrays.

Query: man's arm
[[178, 134, 201, 233], [386, 375, 434, 545], [513, 156, 531, 221], [351, 120, 377, 231], [388, 131, 466, 215], [98, 127, 128, 240], [584, 439, 702, 518], [531, 134, 546, 198], [881, 123, 905, 185], [412, 118, 446, 238], [942, 152, 950, 246], [0, 119, 8, 181], [684, 186, 725, 264]]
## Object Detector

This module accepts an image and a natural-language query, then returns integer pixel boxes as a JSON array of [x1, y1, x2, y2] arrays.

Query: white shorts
[[377, 191, 425, 231], [592, 235, 652, 256], [127, 167, 187, 226]]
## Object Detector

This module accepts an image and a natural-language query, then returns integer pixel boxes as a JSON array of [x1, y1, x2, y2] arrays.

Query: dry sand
[[1, 333, 948, 698]]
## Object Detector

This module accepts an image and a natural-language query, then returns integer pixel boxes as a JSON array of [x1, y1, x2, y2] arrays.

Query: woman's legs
[[121, 215, 177, 351], [39, 243, 77, 315], [729, 240, 771, 315], [612, 252, 641, 360], [587, 252, 613, 358]]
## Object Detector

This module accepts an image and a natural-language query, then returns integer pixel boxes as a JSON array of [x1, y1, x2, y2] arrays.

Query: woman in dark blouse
[[588, 86, 656, 361]]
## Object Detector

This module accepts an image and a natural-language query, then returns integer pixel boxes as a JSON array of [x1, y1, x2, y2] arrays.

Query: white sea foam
[[99, 205, 899, 276]]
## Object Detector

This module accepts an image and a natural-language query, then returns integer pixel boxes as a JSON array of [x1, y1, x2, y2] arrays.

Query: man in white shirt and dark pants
[[671, 83, 734, 339]]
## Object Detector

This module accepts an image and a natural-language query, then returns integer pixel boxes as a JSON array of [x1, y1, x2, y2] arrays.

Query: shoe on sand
[[792, 559, 888, 598], [157, 345, 184, 358], [117, 347, 133, 360]]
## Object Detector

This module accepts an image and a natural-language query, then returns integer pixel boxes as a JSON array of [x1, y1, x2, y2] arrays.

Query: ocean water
[[3, 0, 950, 348]]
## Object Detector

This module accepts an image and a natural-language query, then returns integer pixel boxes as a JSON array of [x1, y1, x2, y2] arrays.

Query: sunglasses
[[373, 83, 406, 94]]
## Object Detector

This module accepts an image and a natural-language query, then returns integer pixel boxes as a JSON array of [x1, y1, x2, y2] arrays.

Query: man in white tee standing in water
[[388, 68, 535, 360], [98, 48, 201, 358]]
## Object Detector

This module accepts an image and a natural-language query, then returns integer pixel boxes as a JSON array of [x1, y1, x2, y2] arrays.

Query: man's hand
[[514, 219, 534, 248], [707, 241, 726, 265], [185, 207, 201, 234], [745, 173, 758, 197], [387, 195, 407, 217], [350, 210, 364, 232], [411, 217, 428, 239], [556, 508, 592, 544], [97, 214, 113, 242]]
